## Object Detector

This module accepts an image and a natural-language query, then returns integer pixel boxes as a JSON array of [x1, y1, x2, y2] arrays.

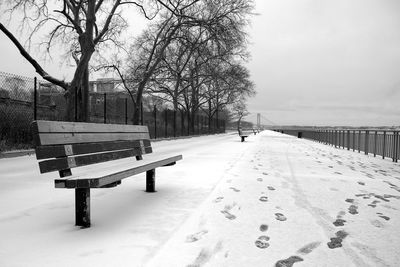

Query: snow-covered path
[[1, 131, 400, 266]]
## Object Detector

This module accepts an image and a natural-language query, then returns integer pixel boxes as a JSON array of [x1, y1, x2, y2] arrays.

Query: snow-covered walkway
[[1, 131, 399, 266]]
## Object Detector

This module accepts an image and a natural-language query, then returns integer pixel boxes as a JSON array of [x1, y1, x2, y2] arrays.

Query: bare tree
[[126, 0, 254, 125], [231, 97, 250, 132], [0, 0, 166, 121]]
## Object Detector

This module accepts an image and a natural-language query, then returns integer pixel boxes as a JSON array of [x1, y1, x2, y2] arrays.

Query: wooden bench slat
[[32, 120, 150, 146], [55, 155, 183, 188], [35, 140, 151, 160], [33, 120, 149, 133], [39, 146, 153, 173], [34, 132, 151, 146]]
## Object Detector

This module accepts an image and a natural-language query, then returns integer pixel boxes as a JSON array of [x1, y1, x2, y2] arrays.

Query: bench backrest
[[32, 120, 152, 176]]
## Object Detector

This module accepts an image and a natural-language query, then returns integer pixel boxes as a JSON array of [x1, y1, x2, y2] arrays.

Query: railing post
[[352, 130, 355, 151], [365, 130, 369, 155], [358, 130, 361, 153], [347, 130, 350, 150], [341, 130, 343, 148], [383, 131, 386, 159], [374, 131, 377, 157], [334, 130, 337, 148], [343, 130, 346, 149], [341, 130, 343, 149], [394, 131, 399, 163]]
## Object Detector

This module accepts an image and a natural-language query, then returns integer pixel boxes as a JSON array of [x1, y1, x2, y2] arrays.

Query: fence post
[[347, 130, 350, 150], [358, 130, 361, 153], [341, 130, 344, 148], [165, 109, 168, 137], [125, 98, 128, 124], [140, 101, 143, 126], [33, 77, 37, 120], [197, 114, 200, 135], [75, 87, 78, 122], [353, 130, 355, 151], [181, 110, 185, 136], [374, 131, 377, 157], [365, 130, 369, 155], [154, 105, 157, 139], [333, 130, 337, 148], [383, 131, 386, 159], [173, 109, 177, 137], [103, 93, 106, 124], [393, 131, 399, 162]]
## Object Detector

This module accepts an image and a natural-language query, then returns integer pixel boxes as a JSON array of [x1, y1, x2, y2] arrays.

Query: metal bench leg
[[75, 188, 90, 227], [241, 136, 245, 142], [146, 169, 156, 192]]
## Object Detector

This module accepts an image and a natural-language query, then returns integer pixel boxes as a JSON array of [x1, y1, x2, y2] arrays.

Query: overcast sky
[[246, 0, 400, 126], [0, 0, 399, 126]]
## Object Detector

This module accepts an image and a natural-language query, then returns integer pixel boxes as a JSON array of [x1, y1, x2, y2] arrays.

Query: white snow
[[1, 131, 399, 267]]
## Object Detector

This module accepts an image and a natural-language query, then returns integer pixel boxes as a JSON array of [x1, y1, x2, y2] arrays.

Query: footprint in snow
[[185, 230, 208, 243], [220, 210, 236, 220], [259, 196, 268, 202], [368, 200, 379, 208], [348, 205, 359, 215], [267, 186, 275, 191], [275, 256, 304, 267], [220, 203, 237, 220], [259, 224, 269, 232], [333, 218, 346, 227], [275, 213, 287, 221], [229, 187, 240, 192], [257, 178, 263, 182], [255, 235, 270, 249], [327, 230, 348, 249], [213, 197, 224, 203], [377, 213, 390, 221], [297, 241, 321, 255], [262, 172, 268, 176], [370, 219, 384, 228], [357, 181, 365, 185]]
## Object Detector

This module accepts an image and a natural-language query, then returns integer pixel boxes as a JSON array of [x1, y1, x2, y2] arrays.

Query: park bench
[[238, 129, 250, 142], [32, 120, 182, 228]]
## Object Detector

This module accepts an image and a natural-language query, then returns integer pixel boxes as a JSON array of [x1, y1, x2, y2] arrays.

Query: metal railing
[[277, 128, 399, 163]]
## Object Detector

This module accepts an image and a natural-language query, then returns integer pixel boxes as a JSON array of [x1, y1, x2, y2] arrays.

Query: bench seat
[[55, 154, 182, 188]]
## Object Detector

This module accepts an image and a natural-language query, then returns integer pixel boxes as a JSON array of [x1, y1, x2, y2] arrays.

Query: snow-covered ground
[[1, 131, 399, 267]]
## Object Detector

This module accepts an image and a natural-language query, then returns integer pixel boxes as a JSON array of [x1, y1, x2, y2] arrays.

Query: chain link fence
[[0, 72, 226, 151]]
